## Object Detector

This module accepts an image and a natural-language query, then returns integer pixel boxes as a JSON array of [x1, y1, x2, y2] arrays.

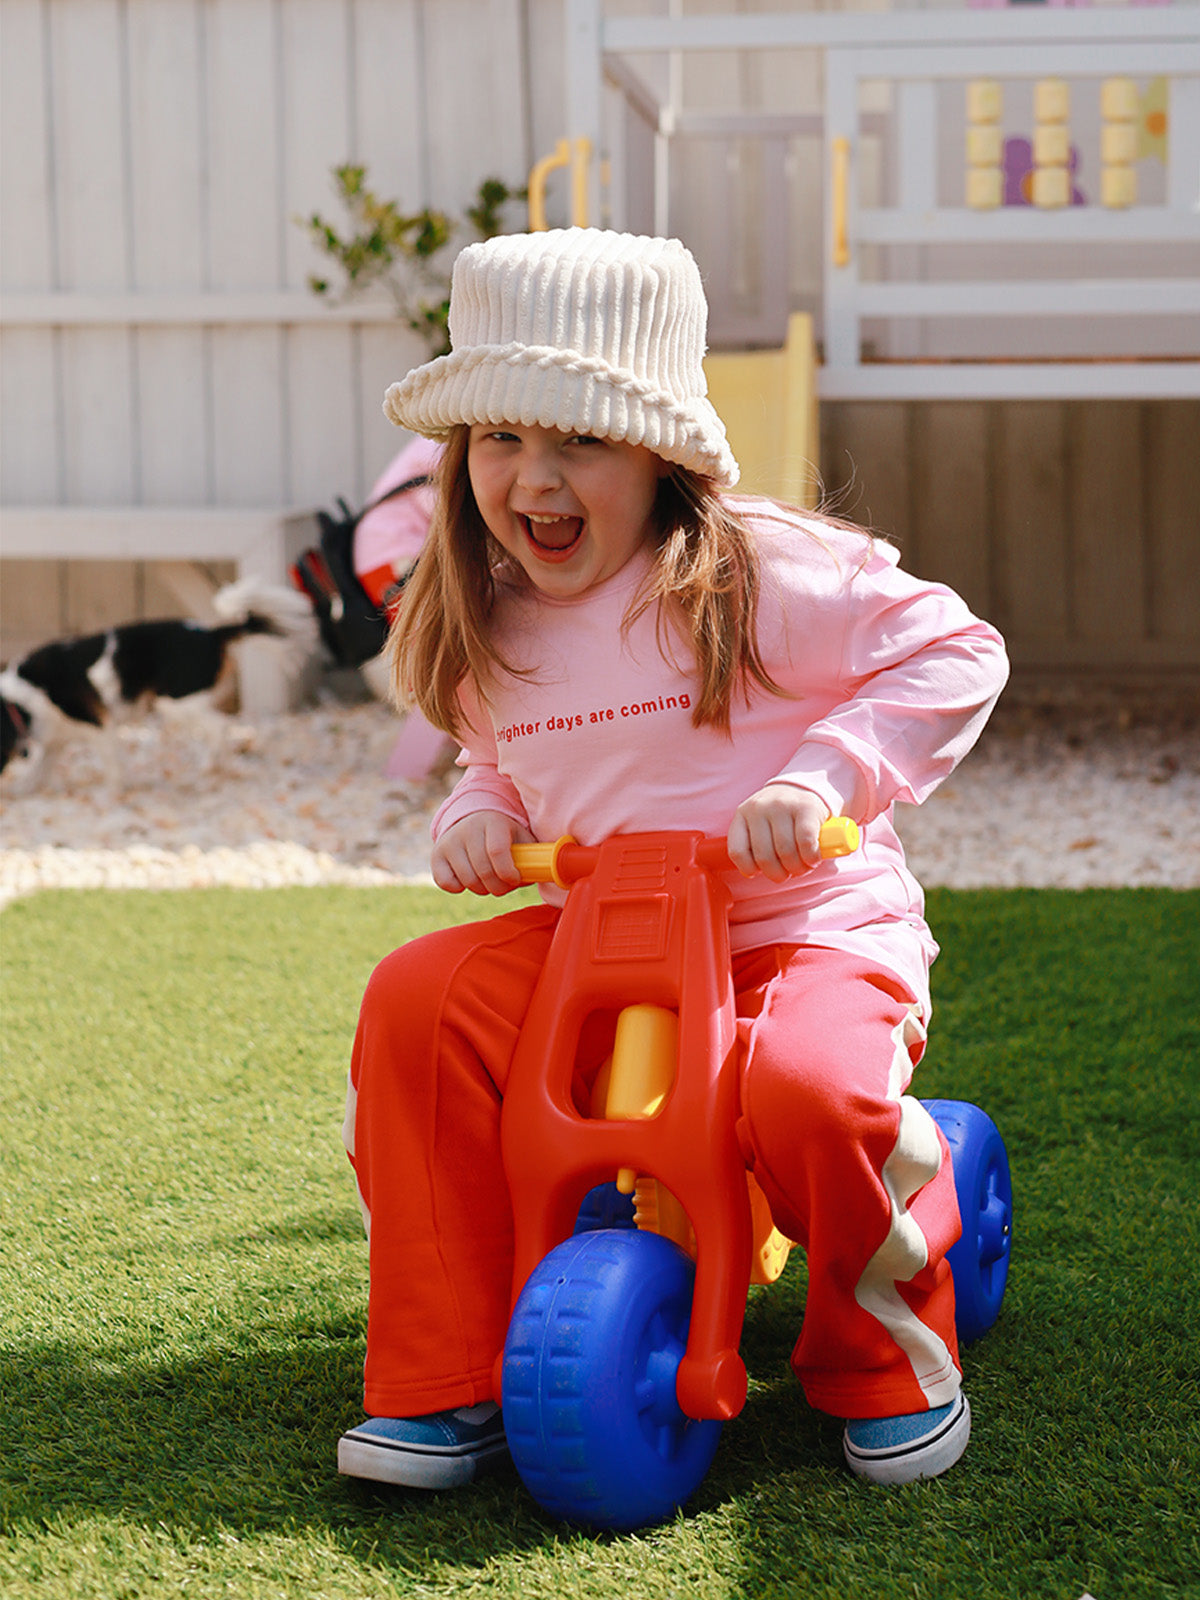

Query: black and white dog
[[0, 579, 315, 790]]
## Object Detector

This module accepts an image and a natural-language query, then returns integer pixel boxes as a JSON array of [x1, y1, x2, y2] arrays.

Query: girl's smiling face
[[467, 424, 668, 598]]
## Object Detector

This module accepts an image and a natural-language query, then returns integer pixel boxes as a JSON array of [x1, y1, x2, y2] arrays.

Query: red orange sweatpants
[[344, 902, 962, 1421]]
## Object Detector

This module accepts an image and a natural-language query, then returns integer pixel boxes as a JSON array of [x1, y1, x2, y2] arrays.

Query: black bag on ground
[[291, 474, 430, 667]]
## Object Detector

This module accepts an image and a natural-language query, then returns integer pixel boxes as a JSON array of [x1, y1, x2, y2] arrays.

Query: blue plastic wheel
[[502, 1227, 723, 1530], [924, 1099, 1013, 1344]]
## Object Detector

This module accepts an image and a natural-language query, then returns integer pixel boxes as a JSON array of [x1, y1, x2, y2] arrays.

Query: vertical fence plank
[[128, 0, 209, 505], [51, 0, 137, 519], [343, 0, 428, 496], [351, 0, 425, 202], [280, 0, 357, 502], [128, 0, 205, 293], [0, 330, 61, 504], [993, 401, 1071, 658], [282, 0, 351, 291], [210, 329, 287, 507], [205, 0, 282, 291], [0, 0, 62, 538], [58, 330, 137, 505], [50, 0, 128, 291], [287, 323, 359, 506], [358, 323, 430, 492], [0, 560, 61, 660], [422, 0, 529, 205], [909, 401, 991, 617], [347, 0, 469, 495], [820, 402, 915, 560], [1068, 401, 1146, 647], [134, 327, 212, 506], [65, 558, 138, 636], [1, 0, 55, 290], [1143, 401, 1200, 652], [205, 0, 286, 504], [526, 0, 566, 191]]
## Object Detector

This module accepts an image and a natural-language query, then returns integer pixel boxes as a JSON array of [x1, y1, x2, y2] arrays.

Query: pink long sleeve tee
[[431, 501, 1009, 1015]]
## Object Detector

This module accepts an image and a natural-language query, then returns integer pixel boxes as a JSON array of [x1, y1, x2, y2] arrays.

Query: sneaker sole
[[843, 1394, 971, 1486], [338, 1432, 508, 1490]]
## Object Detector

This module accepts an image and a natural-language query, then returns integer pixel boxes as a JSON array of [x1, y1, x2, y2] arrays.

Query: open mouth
[[521, 513, 584, 560]]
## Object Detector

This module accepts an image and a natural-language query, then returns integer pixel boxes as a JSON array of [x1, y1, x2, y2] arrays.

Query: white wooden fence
[[0, 0, 568, 688], [573, 1, 1200, 394], [0, 0, 559, 514]]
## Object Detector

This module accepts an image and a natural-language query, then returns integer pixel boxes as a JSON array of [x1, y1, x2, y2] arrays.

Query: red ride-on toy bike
[[491, 825, 1012, 1531]]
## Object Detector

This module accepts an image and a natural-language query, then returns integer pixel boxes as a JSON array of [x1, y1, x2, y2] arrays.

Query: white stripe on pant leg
[[342, 1070, 372, 1239], [853, 1011, 959, 1407]]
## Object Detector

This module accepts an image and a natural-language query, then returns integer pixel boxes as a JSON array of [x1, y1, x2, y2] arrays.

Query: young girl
[[338, 227, 1009, 1493]]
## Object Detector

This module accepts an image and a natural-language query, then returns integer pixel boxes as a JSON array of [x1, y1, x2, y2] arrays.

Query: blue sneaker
[[338, 1402, 507, 1488], [843, 1392, 970, 1485]]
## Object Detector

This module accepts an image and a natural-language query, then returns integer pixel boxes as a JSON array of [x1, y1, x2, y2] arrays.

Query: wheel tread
[[502, 1229, 723, 1528]]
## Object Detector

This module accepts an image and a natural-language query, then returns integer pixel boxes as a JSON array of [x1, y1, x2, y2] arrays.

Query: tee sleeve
[[772, 544, 1009, 823], [430, 678, 532, 840]]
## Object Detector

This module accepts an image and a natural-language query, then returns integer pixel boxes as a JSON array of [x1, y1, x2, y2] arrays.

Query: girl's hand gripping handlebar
[[511, 815, 859, 889]]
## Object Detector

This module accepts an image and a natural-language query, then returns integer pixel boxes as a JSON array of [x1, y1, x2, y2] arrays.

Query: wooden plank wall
[[820, 399, 1200, 678]]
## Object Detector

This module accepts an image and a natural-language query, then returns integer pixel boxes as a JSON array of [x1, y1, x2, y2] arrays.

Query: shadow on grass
[[224, 1212, 367, 1250], [1, 1278, 836, 1569], [7, 1276, 1195, 1595], [1, 1320, 551, 1569]]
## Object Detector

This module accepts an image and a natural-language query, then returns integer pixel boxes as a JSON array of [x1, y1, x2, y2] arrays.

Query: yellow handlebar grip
[[819, 816, 860, 858], [511, 836, 576, 888]]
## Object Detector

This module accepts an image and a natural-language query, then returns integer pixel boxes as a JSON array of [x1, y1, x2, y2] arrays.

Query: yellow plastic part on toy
[[748, 1172, 793, 1285], [819, 816, 860, 857], [625, 1172, 792, 1284], [605, 1004, 677, 1194], [511, 835, 576, 889], [590, 998, 795, 1283], [634, 1176, 694, 1255]]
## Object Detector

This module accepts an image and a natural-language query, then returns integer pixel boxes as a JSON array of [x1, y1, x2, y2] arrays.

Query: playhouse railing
[[560, 2, 1200, 400]]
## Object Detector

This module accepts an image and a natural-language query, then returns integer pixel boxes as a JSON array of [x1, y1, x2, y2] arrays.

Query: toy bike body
[[492, 826, 1011, 1530]]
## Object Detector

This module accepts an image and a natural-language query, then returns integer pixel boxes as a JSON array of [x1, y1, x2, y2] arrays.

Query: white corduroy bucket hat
[[383, 227, 739, 487]]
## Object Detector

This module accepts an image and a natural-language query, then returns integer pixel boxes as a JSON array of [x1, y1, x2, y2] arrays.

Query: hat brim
[[384, 341, 739, 488]]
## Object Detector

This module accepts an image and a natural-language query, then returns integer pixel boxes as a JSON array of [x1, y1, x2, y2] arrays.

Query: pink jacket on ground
[[432, 502, 1009, 1015]]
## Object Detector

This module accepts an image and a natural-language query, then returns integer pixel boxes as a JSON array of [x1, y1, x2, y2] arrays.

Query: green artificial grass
[[1, 885, 1197, 1600]]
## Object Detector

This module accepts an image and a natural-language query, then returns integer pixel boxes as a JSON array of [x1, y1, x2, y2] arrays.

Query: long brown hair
[[387, 425, 784, 737]]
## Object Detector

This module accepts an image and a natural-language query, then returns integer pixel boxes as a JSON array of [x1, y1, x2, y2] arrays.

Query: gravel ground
[[2, 680, 1197, 904]]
